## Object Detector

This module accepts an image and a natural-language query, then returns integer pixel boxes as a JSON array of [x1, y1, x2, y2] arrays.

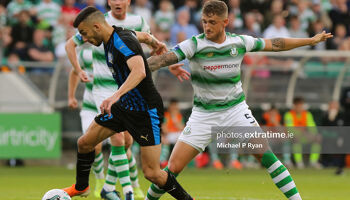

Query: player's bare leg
[[141, 144, 195, 200], [63, 121, 116, 197], [145, 141, 199, 200]]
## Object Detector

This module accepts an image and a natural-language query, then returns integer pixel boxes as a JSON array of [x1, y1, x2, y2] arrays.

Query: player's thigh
[[168, 141, 200, 174], [79, 121, 116, 150]]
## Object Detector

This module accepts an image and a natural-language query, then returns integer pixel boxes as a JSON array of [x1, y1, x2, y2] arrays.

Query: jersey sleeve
[[140, 16, 150, 33], [170, 37, 196, 61], [240, 35, 265, 52], [115, 31, 142, 60], [72, 33, 85, 46]]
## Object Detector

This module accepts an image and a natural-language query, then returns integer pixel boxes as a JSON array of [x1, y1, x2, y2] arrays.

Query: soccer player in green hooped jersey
[[64, 0, 157, 199], [145, 1, 333, 199]]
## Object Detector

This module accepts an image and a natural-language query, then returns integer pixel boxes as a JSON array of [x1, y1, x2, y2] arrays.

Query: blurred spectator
[[6, 0, 34, 25], [328, 0, 350, 35], [160, 99, 185, 168], [75, 0, 106, 13], [239, 12, 262, 37], [55, 27, 75, 65], [154, 0, 175, 33], [296, 0, 316, 31], [35, 0, 61, 27], [288, 15, 309, 50], [132, 0, 153, 25], [8, 10, 34, 62], [178, 0, 199, 26], [27, 29, 54, 62], [263, 14, 290, 38], [262, 105, 282, 127], [61, 0, 80, 26], [228, 0, 243, 30], [284, 97, 321, 169], [52, 14, 72, 48], [170, 8, 199, 45], [310, 0, 332, 30], [225, 11, 236, 33], [321, 101, 345, 175], [309, 19, 328, 50], [263, 0, 286, 30], [328, 24, 348, 50]]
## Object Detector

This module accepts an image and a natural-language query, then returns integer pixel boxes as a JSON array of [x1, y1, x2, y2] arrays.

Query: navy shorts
[[95, 103, 163, 146]]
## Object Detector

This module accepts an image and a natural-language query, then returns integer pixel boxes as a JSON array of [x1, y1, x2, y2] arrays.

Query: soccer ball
[[42, 189, 71, 200]]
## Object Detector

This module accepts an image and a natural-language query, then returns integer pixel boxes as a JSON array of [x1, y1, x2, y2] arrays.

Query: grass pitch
[[0, 166, 349, 200]]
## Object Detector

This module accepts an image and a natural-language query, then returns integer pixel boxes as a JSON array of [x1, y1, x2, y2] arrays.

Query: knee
[[77, 137, 94, 153], [142, 167, 161, 183], [167, 161, 182, 174], [110, 133, 125, 146]]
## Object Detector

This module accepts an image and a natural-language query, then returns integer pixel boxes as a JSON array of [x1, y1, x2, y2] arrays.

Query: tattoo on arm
[[147, 52, 179, 72], [150, 35, 157, 47], [271, 38, 286, 51]]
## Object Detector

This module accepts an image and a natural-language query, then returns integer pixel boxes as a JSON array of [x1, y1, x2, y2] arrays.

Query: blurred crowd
[[0, 0, 350, 69]]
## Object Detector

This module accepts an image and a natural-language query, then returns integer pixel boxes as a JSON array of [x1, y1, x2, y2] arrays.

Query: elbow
[[139, 70, 146, 79]]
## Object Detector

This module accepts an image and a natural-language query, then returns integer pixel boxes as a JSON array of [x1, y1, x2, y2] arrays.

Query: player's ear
[[93, 23, 101, 32], [223, 17, 229, 27]]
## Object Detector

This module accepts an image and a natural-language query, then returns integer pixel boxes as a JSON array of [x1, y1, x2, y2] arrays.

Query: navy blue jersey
[[104, 26, 163, 111]]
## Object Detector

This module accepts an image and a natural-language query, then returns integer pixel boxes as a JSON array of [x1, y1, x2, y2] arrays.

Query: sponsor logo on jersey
[[203, 64, 239, 71], [207, 52, 214, 57]]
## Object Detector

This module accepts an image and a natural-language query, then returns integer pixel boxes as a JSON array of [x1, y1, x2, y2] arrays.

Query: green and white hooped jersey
[[78, 47, 98, 113], [172, 32, 265, 112], [72, 11, 150, 95]]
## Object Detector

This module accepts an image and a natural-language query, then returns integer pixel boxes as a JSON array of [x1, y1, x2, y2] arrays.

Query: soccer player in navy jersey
[[63, 6, 194, 200]]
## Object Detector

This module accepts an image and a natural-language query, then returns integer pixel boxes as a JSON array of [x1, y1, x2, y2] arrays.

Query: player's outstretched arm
[[68, 69, 80, 109], [135, 32, 167, 55], [147, 51, 179, 72], [100, 56, 146, 116], [65, 38, 90, 82], [263, 31, 333, 51]]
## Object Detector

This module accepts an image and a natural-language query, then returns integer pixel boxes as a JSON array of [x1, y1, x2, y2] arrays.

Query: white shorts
[[92, 91, 114, 114], [166, 132, 181, 144], [80, 109, 98, 133], [178, 101, 260, 152]]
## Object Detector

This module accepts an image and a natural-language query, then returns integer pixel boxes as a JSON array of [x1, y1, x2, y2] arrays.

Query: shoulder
[[126, 13, 143, 21]]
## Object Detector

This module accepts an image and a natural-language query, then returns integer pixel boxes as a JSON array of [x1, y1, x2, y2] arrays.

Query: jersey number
[[244, 113, 256, 124]]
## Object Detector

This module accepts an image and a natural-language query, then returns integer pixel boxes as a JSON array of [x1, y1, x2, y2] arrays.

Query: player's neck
[[103, 25, 115, 44], [208, 32, 226, 44], [111, 12, 127, 21]]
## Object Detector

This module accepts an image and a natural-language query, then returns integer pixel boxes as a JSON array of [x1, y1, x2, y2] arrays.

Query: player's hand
[[311, 31, 333, 46], [169, 63, 190, 82], [68, 97, 78, 109], [150, 41, 168, 56], [100, 94, 120, 117], [78, 70, 90, 82]]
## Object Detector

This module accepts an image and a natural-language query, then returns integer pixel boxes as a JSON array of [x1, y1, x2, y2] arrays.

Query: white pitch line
[[194, 196, 277, 200]]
